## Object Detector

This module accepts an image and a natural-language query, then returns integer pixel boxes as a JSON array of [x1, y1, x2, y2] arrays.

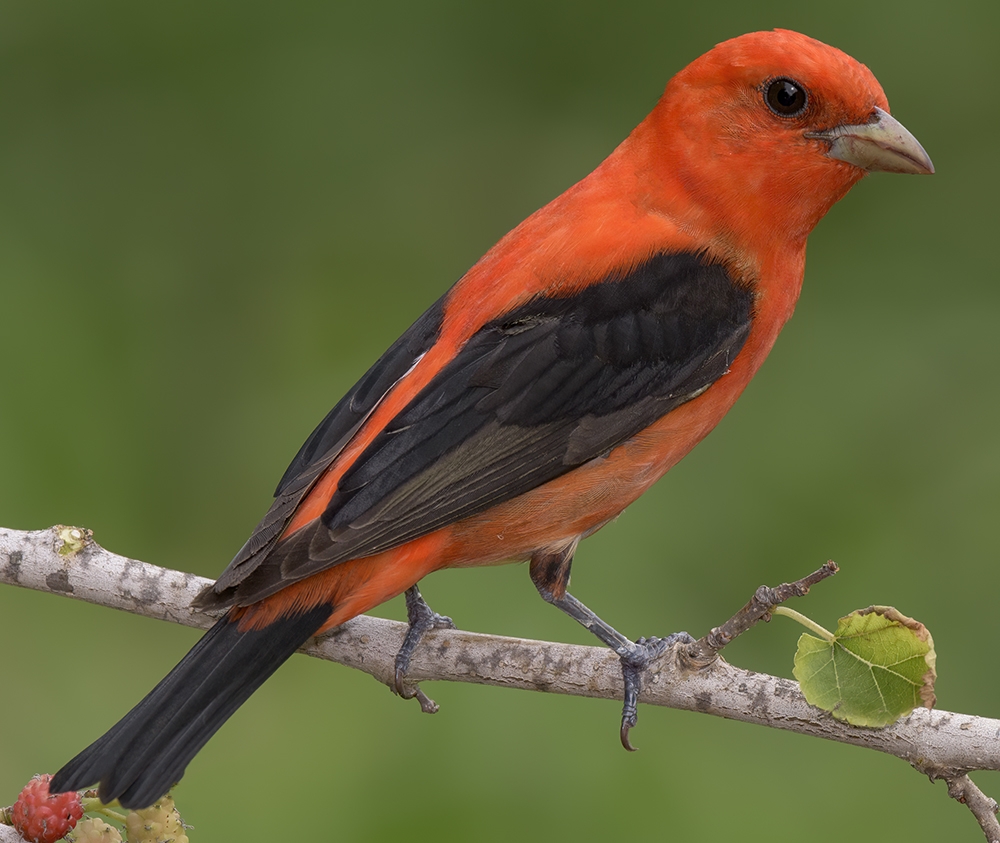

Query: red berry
[[10, 775, 84, 843]]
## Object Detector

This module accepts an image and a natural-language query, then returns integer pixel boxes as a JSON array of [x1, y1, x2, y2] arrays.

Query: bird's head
[[640, 29, 933, 252]]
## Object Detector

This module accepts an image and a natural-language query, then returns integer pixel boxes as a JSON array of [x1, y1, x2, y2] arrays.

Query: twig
[[684, 559, 839, 666], [945, 775, 1000, 843], [3, 526, 999, 840]]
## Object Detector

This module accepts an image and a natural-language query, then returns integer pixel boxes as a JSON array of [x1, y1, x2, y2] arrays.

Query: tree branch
[[0, 823, 25, 843], [3, 526, 998, 840]]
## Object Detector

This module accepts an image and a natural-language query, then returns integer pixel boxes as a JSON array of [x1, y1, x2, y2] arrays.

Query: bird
[[51, 28, 933, 808]]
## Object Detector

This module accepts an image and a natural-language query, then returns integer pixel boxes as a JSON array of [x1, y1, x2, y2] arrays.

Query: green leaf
[[791, 605, 936, 727]]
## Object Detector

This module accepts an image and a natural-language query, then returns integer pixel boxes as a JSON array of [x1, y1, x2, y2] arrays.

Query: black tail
[[51, 603, 332, 808]]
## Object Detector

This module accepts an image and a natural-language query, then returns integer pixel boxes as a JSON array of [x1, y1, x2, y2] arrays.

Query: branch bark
[[0, 823, 25, 843], [3, 526, 998, 840]]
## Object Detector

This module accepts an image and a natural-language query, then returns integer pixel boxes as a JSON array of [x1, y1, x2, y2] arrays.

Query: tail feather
[[51, 603, 333, 808]]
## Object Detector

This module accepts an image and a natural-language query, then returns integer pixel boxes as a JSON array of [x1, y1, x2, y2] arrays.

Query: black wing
[[202, 295, 447, 598], [203, 252, 753, 607]]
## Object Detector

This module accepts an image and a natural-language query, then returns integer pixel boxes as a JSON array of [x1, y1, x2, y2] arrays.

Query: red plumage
[[52, 29, 932, 807]]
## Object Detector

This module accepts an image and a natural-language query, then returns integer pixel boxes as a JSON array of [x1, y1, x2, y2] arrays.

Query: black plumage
[[202, 252, 753, 608]]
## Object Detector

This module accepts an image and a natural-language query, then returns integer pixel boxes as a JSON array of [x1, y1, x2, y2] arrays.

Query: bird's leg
[[393, 584, 456, 712], [530, 547, 687, 750]]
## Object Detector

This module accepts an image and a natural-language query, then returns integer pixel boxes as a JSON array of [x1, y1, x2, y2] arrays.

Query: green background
[[2, 1, 997, 840]]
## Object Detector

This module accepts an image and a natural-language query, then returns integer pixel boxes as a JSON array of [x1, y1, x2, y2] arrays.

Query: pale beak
[[807, 106, 934, 175]]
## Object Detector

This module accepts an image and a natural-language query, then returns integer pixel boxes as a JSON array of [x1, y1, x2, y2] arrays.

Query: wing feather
[[204, 252, 753, 606]]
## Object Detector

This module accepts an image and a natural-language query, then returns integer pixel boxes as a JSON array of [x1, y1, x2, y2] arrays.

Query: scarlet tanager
[[51, 29, 933, 807]]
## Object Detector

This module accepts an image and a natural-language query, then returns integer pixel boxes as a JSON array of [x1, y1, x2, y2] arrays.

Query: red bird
[[52, 29, 932, 807]]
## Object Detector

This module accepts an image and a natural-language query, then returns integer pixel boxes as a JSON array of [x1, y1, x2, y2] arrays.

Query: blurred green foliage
[[2, 1, 998, 840]]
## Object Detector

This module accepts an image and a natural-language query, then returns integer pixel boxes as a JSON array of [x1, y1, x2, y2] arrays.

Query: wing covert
[[204, 251, 754, 607], [313, 252, 753, 566]]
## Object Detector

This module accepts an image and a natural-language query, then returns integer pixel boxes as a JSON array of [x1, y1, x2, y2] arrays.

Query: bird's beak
[[807, 107, 934, 175]]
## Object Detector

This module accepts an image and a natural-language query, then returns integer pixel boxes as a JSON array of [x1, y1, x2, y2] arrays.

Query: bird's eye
[[765, 78, 808, 117]]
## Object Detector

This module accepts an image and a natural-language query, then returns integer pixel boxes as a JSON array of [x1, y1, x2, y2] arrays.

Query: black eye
[[765, 78, 808, 117]]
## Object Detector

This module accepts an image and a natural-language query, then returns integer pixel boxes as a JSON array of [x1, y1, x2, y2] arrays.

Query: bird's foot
[[618, 631, 694, 750], [393, 585, 456, 713]]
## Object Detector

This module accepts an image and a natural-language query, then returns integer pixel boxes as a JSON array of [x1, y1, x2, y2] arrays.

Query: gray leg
[[530, 547, 681, 749]]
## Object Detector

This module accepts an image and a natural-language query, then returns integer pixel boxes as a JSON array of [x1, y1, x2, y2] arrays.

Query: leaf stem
[[81, 797, 128, 824], [773, 606, 834, 642]]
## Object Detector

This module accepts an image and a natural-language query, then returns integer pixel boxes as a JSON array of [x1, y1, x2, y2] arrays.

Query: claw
[[617, 633, 695, 749], [528, 558, 692, 749], [392, 585, 456, 708], [620, 720, 637, 752], [617, 636, 669, 750]]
